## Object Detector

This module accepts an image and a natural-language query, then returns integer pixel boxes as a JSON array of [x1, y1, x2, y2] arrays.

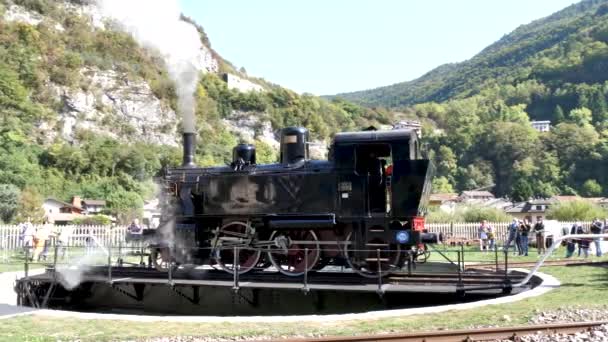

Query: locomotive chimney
[[182, 132, 196, 167]]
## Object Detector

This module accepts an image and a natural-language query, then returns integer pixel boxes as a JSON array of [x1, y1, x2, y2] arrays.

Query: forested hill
[[333, 0, 608, 108], [323, 0, 608, 203], [0, 0, 393, 224]]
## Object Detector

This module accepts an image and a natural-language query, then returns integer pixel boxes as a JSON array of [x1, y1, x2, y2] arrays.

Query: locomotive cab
[[331, 129, 431, 220], [331, 129, 433, 255]]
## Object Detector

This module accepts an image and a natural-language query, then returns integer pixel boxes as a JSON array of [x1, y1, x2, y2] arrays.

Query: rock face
[[4, 1, 329, 163], [222, 111, 329, 160], [223, 73, 264, 93], [49, 68, 179, 146], [222, 110, 278, 149], [3, 4, 65, 31]]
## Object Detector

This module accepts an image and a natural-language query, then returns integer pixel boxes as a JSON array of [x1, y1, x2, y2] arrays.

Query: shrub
[[72, 214, 112, 226], [426, 204, 512, 223], [546, 200, 608, 221]]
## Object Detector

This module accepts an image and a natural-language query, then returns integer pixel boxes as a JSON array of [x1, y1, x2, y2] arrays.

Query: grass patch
[[0, 262, 606, 341]]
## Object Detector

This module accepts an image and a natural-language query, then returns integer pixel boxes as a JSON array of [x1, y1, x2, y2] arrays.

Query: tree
[[554, 105, 565, 122], [581, 179, 602, 197], [431, 177, 455, 193], [106, 190, 143, 224], [455, 162, 494, 193], [477, 122, 538, 196], [0, 184, 20, 223], [546, 200, 607, 221], [14, 187, 45, 223], [511, 179, 534, 202], [254, 139, 277, 164], [568, 107, 593, 126], [436, 145, 457, 180]]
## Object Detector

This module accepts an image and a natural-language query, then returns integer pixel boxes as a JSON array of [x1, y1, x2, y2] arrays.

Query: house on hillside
[[82, 199, 106, 214], [481, 198, 513, 210], [505, 199, 552, 223], [393, 120, 422, 138], [459, 191, 495, 202], [143, 199, 161, 229], [429, 193, 459, 207], [43, 197, 83, 225], [43, 196, 108, 224], [531, 120, 551, 132]]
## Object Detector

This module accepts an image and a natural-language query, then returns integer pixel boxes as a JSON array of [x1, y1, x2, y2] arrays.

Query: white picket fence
[[0, 225, 129, 252], [0, 221, 594, 258], [426, 221, 592, 241]]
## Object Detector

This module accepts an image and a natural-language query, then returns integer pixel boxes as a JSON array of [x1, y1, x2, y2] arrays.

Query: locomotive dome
[[280, 126, 309, 166]]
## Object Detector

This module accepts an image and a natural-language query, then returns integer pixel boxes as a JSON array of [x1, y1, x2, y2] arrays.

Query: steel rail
[[265, 321, 608, 342]]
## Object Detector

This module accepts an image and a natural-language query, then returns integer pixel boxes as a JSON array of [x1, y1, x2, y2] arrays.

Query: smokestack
[[182, 132, 196, 167]]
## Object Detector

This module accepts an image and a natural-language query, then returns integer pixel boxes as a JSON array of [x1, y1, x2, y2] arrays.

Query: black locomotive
[[152, 126, 434, 278]]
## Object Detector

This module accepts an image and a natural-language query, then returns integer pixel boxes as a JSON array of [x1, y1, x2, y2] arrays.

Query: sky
[[180, 0, 578, 96]]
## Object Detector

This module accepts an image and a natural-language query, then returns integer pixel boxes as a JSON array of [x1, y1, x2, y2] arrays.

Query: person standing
[[591, 218, 603, 257], [518, 219, 531, 256], [478, 220, 489, 252], [504, 219, 519, 254], [33, 219, 51, 262], [487, 222, 496, 251], [533, 218, 546, 255], [565, 223, 577, 258], [576, 224, 590, 258], [20, 218, 35, 257]]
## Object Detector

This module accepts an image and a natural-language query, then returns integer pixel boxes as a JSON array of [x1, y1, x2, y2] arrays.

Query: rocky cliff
[[2, 1, 301, 154]]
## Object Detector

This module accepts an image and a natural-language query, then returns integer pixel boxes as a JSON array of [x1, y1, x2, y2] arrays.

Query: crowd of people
[[562, 219, 605, 258], [17, 217, 70, 261], [477, 217, 606, 258]]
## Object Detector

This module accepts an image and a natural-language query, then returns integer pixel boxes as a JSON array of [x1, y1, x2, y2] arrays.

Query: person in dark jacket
[[518, 219, 531, 256], [533, 218, 546, 255], [577, 225, 590, 258], [504, 219, 519, 255], [565, 223, 577, 258], [591, 218, 603, 257]]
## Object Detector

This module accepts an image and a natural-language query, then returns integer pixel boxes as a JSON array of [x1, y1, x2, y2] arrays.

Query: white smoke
[[57, 239, 109, 290], [96, 0, 202, 133]]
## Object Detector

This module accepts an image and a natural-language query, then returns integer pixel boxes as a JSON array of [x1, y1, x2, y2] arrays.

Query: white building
[[393, 120, 422, 138], [82, 199, 106, 214], [222, 73, 264, 92], [42, 198, 83, 224], [531, 120, 551, 132]]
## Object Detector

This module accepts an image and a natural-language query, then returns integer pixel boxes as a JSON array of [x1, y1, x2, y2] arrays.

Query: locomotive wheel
[[344, 232, 401, 278], [214, 221, 261, 275], [267, 230, 321, 277], [150, 247, 176, 272]]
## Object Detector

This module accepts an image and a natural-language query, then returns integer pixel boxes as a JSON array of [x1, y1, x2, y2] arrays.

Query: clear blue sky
[[180, 0, 578, 96]]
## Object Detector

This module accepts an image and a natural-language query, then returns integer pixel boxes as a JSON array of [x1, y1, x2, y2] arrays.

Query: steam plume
[[96, 0, 201, 133]]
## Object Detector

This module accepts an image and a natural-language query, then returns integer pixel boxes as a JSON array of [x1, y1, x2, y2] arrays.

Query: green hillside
[[331, 0, 608, 201], [0, 0, 392, 224], [334, 0, 608, 109]]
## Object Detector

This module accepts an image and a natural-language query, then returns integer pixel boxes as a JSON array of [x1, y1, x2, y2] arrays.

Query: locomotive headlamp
[[395, 230, 410, 244]]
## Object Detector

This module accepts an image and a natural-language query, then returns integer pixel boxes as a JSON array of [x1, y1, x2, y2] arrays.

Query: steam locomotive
[[152, 126, 434, 278]]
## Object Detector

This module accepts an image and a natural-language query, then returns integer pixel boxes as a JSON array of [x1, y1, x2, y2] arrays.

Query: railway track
[[467, 259, 608, 270], [268, 321, 608, 342]]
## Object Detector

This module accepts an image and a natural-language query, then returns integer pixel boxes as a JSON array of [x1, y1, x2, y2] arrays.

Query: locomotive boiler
[[153, 126, 434, 278]]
